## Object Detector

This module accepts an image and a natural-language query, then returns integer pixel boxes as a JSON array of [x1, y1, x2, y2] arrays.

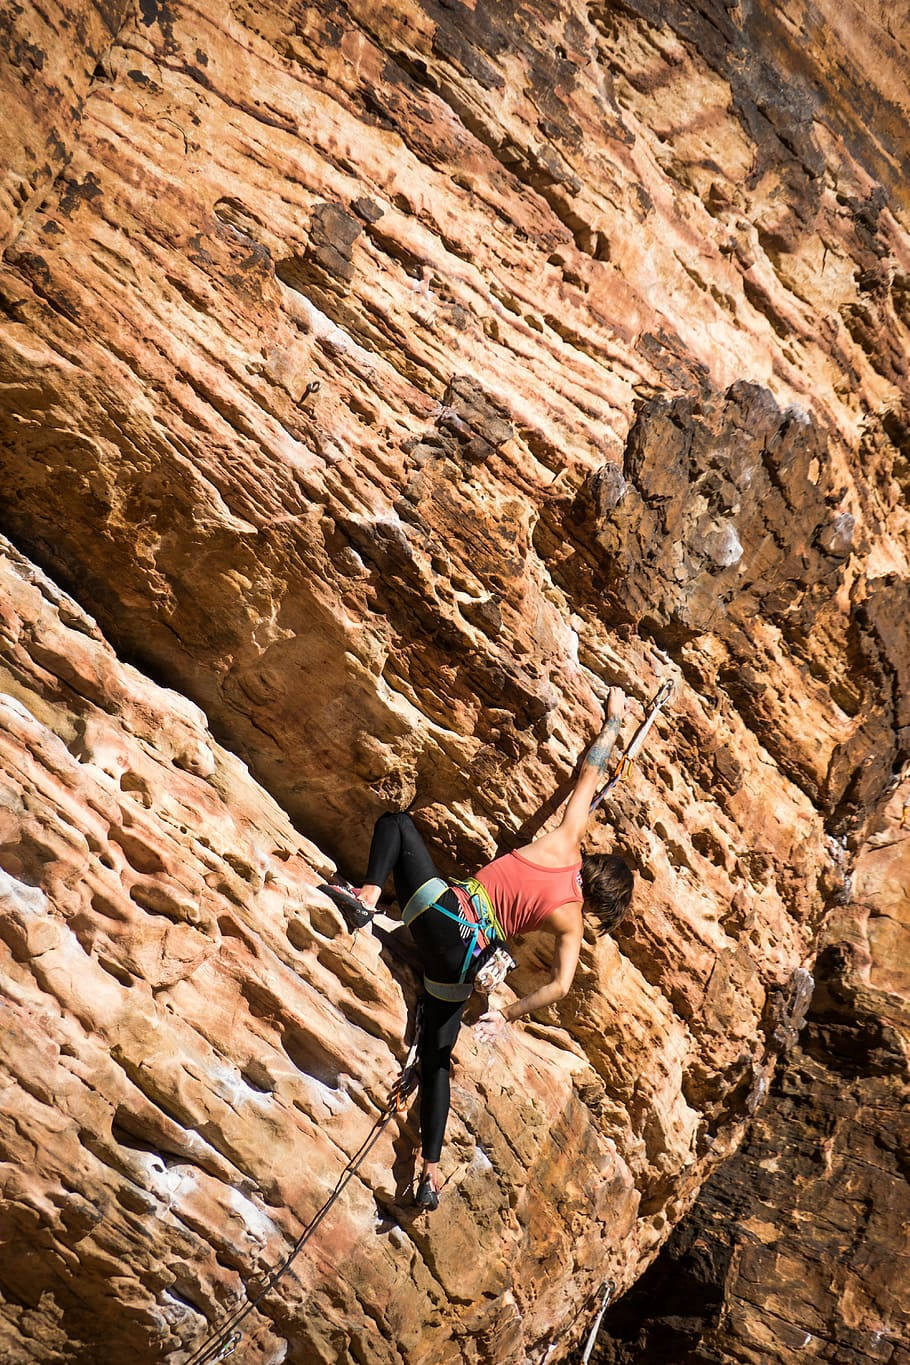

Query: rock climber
[[325, 686, 634, 1210]]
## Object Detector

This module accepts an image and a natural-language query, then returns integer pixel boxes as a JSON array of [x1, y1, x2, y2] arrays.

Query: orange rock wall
[[593, 781, 910, 1364], [0, 0, 908, 1361], [2, 533, 638, 1362], [0, 0, 132, 252]]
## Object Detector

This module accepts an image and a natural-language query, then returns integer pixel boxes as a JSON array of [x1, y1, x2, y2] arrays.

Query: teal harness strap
[[403, 877, 450, 926], [403, 876, 504, 987], [425, 898, 483, 983]]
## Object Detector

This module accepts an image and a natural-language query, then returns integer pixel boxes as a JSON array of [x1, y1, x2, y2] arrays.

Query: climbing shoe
[[414, 1174, 439, 1211], [322, 880, 374, 930]]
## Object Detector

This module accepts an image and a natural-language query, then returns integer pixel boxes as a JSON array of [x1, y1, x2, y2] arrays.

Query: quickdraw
[[211, 1333, 240, 1362], [589, 679, 673, 812], [538, 1276, 614, 1362]]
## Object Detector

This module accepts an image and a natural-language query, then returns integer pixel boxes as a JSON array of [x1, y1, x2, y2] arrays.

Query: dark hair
[[581, 852, 634, 934]]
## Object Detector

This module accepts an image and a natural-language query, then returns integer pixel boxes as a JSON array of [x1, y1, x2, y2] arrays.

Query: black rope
[[181, 1002, 423, 1365]]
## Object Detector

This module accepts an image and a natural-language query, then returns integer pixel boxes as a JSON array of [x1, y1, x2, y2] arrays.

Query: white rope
[[580, 1280, 614, 1363]]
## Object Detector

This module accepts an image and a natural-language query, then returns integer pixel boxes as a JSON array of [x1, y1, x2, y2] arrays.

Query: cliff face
[[0, 0, 908, 1362], [593, 781, 910, 1364]]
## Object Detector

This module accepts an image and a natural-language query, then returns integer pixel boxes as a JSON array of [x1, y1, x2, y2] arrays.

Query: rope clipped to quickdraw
[[580, 1279, 614, 1363], [589, 680, 673, 812], [181, 1001, 424, 1365]]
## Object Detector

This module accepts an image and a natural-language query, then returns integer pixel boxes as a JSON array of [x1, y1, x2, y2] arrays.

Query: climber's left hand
[[475, 1009, 509, 1045]]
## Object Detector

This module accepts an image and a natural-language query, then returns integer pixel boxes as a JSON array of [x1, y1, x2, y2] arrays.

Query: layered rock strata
[[0, 0, 908, 1361], [0, 0, 908, 868], [0, 531, 836, 1364], [0, 1, 133, 253]]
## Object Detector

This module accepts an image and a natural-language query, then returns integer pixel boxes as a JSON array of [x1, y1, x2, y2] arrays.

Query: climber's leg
[[360, 811, 438, 911], [333, 810, 470, 1205], [417, 991, 468, 1195], [324, 811, 439, 927]]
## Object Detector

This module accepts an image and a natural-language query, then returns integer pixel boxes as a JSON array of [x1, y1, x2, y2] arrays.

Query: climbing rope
[[579, 1279, 614, 1363], [589, 680, 673, 812], [181, 1001, 424, 1365], [181, 683, 664, 1361]]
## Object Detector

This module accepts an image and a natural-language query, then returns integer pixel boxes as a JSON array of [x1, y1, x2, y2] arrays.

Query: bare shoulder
[[539, 900, 584, 937], [519, 827, 582, 866]]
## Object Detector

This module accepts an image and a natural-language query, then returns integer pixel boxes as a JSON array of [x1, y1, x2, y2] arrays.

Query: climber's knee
[[376, 809, 410, 831]]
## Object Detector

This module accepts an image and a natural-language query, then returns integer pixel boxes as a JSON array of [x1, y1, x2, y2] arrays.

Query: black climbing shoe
[[414, 1175, 439, 1211], [321, 880, 374, 930]]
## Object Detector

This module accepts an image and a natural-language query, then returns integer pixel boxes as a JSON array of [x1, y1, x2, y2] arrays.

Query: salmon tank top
[[474, 850, 584, 938]]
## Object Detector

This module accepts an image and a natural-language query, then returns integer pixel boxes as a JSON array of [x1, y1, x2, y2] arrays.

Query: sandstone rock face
[[0, 0, 908, 867], [0, 1, 132, 253], [0, 0, 908, 1361], [0, 529, 837, 1361], [0, 533, 641, 1363], [592, 781, 910, 1364]]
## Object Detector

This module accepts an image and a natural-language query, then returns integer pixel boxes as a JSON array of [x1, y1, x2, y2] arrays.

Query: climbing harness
[[403, 875, 513, 998], [589, 679, 673, 812], [180, 1002, 424, 1365], [580, 1279, 614, 1363]]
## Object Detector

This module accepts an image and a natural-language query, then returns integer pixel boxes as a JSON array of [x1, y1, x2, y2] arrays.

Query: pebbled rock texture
[[0, 0, 908, 1361], [591, 779, 910, 1365], [0, 532, 640, 1364]]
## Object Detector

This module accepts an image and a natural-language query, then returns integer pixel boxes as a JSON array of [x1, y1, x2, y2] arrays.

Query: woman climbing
[[325, 686, 634, 1210]]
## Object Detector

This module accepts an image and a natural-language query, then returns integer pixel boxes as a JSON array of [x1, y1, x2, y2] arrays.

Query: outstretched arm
[[475, 919, 582, 1042], [557, 686, 626, 844]]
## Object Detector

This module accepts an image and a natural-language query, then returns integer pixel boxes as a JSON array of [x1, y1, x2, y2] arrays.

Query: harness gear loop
[[405, 876, 506, 989], [590, 679, 673, 812], [422, 976, 474, 1002]]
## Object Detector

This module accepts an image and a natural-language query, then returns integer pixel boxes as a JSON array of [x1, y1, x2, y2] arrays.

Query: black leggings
[[366, 811, 468, 1163]]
